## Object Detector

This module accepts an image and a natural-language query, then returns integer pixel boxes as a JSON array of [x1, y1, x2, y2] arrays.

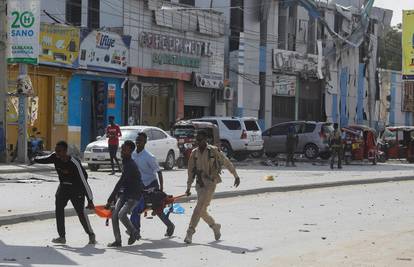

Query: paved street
[[2, 161, 414, 218], [1, 181, 414, 267]]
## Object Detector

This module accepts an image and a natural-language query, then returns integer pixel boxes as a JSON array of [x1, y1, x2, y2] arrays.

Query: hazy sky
[[374, 0, 414, 25]]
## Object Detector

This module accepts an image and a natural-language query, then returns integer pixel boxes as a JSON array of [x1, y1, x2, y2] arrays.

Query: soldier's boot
[[184, 228, 195, 244], [211, 223, 221, 241]]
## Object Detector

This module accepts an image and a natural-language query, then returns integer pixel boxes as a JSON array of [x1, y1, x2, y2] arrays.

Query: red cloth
[[106, 124, 121, 145]]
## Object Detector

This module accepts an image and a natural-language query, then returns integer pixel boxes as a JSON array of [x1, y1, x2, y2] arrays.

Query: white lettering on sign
[[139, 32, 213, 57]]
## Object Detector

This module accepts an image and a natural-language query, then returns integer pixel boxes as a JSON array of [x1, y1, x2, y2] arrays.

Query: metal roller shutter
[[184, 88, 211, 107]]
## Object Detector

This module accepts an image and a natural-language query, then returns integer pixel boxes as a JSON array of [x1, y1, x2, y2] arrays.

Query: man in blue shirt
[[130, 132, 175, 237]]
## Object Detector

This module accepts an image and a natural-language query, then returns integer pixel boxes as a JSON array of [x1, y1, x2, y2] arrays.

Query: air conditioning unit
[[223, 87, 233, 101]]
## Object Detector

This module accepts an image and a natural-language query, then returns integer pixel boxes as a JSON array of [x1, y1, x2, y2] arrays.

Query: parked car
[[262, 121, 333, 159], [83, 126, 179, 171], [192, 117, 263, 161]]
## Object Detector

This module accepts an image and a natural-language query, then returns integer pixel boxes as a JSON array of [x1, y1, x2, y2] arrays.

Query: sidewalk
[[0, 163, 55, 174], [1, 161, 414, 225]]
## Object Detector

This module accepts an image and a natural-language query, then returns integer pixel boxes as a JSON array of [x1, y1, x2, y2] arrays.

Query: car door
[[150, 129, 169, 162], [271, 123, 291, 153]]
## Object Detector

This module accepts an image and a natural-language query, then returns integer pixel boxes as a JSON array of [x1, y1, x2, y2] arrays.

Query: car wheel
[[88, 164, 99, 172], [265, 152, 277, 158], [164, 151, 175, 170], [233, 152, 248, 161], [304, 144, 319, 160], [221, 141, 233, 158], [251, 149, 264, 158]]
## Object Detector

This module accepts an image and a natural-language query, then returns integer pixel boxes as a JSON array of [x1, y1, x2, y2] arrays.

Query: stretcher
[[95, 194, 186, 225]]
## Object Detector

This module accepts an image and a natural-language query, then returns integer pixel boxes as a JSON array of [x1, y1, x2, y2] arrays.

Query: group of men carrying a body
[[33, 120, 241, 247]]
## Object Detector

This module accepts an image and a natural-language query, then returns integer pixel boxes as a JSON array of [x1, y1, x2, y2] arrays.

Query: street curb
[[0, 166, 54, 175], [1, 175, 414, 226]]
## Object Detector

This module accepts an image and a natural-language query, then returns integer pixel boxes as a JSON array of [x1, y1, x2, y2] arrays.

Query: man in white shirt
[[130, 132, 175, 237]]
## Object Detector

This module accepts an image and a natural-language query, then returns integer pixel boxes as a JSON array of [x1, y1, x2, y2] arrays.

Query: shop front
[[6, 23, 78, 156], [6, 66, 71, 154], [68, 29, 131, 151], [183, 73, 224, 119]]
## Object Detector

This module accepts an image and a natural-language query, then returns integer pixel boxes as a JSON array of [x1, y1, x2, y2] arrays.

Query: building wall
[[123, 0, 225, 75], [378, 69, 413, 127]]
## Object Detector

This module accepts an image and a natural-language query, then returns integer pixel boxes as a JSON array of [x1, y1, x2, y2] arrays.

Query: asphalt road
[[1, 181, 414, 266], [2, 161, 414, 217]]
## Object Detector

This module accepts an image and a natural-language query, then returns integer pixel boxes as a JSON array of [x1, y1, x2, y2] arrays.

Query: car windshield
[[173, 127, 195, 137], [120, 129, 141, 141]]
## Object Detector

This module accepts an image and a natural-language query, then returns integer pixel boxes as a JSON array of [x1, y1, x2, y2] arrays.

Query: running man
[[34, 141, 96, 245]]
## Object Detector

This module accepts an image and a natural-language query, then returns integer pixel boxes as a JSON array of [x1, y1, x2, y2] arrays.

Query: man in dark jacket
[[286, 125, 298, 167], [34, 141, 96, 245], [106, 140, 143, 247]]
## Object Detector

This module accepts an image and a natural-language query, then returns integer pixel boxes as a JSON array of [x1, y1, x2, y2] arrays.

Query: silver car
[[262, 121, 334, 159]]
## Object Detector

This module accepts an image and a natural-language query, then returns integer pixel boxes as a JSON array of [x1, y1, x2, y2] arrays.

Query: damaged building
[[220, 0, 411, 129]]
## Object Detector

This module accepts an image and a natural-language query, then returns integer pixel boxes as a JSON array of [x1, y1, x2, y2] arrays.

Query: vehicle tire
[[251, 149, 264, 158], [164, 151, 175, 170], [304, 144, 319, 160], [319, 152, 331, 160], [265, 152, 277, 158], [233, 152, 248, 161], [221, 141, 233, 158], [372, 156, 377, 165], [88, 164, 99, 172]]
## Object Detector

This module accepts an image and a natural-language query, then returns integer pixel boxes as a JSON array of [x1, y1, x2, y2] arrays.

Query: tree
[[378, 25, 402, 71]]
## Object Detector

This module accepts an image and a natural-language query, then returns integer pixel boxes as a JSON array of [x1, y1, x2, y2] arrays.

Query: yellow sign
[[403, 10, 414, 79], [39, 23, 79, 67]]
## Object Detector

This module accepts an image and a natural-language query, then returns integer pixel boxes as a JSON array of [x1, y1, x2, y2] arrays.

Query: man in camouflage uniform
[[329, 123, 343, 169], [184, 131, 240, 244], [286, 125, 299, 167]]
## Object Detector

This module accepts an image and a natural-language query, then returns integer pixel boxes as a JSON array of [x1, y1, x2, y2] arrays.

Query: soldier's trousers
[[330, 147, 343, 168], [188, 181, 217, 231]]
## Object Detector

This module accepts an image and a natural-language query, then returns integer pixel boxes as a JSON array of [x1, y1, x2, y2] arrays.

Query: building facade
[[123, 0, 227, 130]]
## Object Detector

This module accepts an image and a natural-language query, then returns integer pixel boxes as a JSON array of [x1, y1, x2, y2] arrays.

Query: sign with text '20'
[[7, 0, 40, 64]]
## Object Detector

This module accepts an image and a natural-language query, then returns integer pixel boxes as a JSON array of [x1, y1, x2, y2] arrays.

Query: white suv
[[193, 117, 263, 161]]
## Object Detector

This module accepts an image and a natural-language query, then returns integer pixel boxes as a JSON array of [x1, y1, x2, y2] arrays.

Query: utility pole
[[0, 0, 7, 163], [258, 0, 270, 130], [17, 65, 28, 163]]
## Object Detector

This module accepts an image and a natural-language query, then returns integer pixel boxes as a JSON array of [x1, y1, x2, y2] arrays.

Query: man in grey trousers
[[106, 140, 143, 247]]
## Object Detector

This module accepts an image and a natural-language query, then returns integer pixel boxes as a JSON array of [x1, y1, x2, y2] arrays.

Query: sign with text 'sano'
[[7, 0, 40, 64]]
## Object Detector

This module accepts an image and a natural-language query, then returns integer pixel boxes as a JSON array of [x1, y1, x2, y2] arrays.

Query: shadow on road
[[108, 238, 262, 259], [0, 240, 77, 266], [56, 244, 106, 257]]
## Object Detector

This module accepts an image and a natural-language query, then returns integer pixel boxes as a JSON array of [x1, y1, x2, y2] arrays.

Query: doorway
[[81, 80, 107, 151]]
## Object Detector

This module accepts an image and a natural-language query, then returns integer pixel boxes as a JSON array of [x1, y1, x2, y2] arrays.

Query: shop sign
[[39, 23, 80, 68], [403, 10, 414, 80], [78, 29, 131, 73], [194, 73, 224, 89], [7, 0, 40, 64], [152, 53, 200, 68], [139, 31, 213, 57], [108, 84, 116, 109], [128, 82, 142, 126], [273, 75, 296, 96], [272, 49, 319, 78]]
